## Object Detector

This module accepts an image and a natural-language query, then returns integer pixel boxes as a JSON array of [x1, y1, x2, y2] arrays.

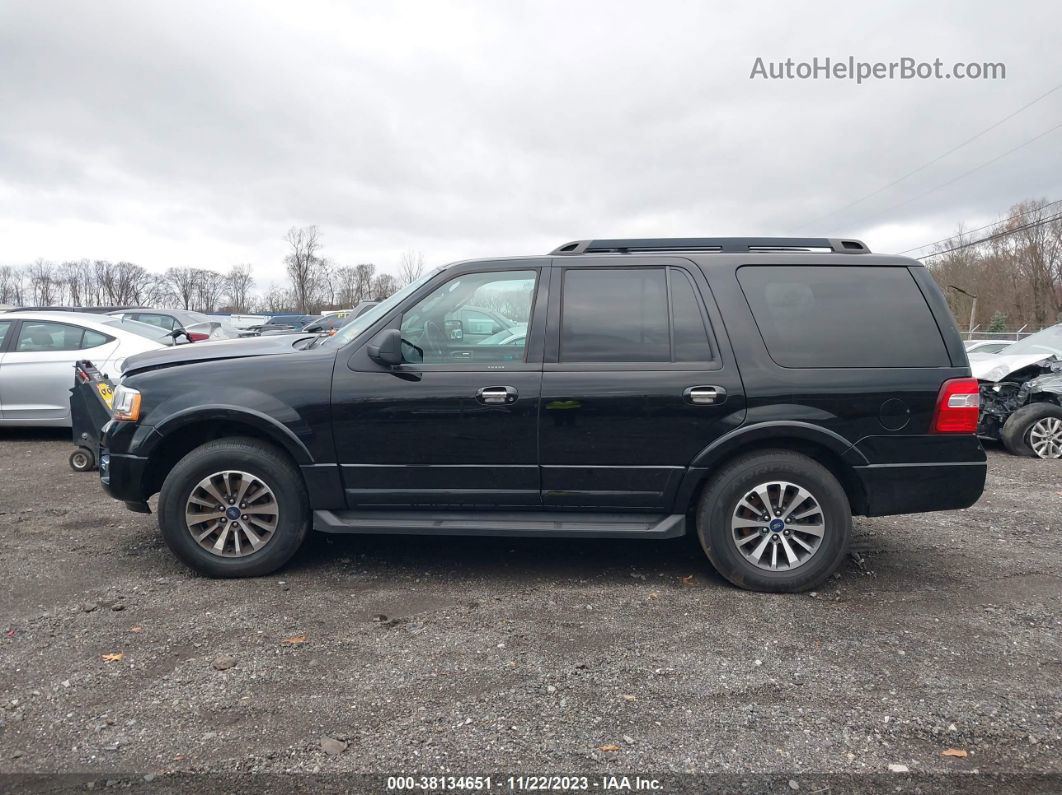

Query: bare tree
[[354, 263, 376, 303], [59, 260, 95, 307], [194, 269, 226, 312], [28, 258, 59, 306], [259, 283, 293, 313], [0, 265, 26, 305], [370, 273, 399, 300], [225, 264, 255, 312], [164, 267, 200, 309], [398, 249, 425, 285], [926, 197, 1062, 331], [284, 225, 323, 313]]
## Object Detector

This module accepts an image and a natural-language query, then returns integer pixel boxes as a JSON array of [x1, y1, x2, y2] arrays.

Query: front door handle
[[684, 385, 726, 405], [476, 386, 518, 405]]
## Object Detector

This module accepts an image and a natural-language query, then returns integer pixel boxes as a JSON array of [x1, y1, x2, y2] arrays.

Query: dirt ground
[[0, 429, 1059, 792]]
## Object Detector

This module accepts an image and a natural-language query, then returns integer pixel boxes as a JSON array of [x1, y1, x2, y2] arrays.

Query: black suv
[[99, 238, 986, 592]]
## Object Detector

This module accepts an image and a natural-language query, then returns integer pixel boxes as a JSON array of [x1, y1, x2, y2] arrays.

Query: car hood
[[122, 333, 314, 375], [971, 353, 1060, 382]]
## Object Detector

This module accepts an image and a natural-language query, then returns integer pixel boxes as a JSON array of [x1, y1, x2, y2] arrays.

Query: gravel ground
[[0, 430, 1059, 792]]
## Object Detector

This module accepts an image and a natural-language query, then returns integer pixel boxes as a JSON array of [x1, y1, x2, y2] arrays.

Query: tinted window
[[16, 321, 104, 352], [670, 269, 713, 361], [560, 269, 669, 362], [0, 320, 10, 348], [82, 330, 111, 348], [737, 266, 949, 368], [400, 270, 536, 364]]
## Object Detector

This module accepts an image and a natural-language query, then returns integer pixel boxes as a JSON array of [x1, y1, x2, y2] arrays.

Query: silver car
[[0, 311, 169, 427]]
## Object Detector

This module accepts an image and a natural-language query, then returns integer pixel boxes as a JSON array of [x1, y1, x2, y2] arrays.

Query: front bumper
[[99, 447, 151, 504]]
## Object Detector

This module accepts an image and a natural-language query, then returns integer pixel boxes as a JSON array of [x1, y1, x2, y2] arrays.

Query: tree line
[[925, 198, 1062, 333], [0, 225, 421, 315]]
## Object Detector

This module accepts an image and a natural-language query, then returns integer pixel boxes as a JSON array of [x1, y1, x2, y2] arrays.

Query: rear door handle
[[684, 385, 726, 405], [476, 386, 518, 405]]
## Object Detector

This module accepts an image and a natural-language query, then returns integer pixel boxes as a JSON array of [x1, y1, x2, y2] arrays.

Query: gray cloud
[[2, 0, 1060, 282]]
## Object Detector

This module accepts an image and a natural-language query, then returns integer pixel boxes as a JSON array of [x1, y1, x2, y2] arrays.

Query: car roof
[[1, 310, 139, 330]]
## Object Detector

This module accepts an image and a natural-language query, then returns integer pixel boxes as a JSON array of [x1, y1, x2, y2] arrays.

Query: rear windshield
[[737, 265, 949, 368]]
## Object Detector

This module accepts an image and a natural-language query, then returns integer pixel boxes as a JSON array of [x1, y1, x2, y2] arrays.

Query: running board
[[313, 510, 686, 538]]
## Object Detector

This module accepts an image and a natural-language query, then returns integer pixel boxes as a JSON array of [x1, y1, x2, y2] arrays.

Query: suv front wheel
[[696, 450, 851, 592], [158, 437, 310, 577]]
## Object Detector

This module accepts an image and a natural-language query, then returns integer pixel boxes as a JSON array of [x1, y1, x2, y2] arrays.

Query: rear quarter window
[[737, 265, 949, 368]]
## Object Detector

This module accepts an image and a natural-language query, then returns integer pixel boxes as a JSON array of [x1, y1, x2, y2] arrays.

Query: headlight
[[111, 385, 142, 422]]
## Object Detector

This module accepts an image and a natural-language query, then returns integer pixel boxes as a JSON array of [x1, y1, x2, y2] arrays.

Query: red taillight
[[187, 331, 210, 342], [931, 378, 980, 433]]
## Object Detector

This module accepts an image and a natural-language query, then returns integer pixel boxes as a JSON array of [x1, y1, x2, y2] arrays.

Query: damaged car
[[970, 323, 1062, 458]]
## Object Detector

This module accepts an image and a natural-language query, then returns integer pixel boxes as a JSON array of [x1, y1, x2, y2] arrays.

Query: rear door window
[[737, 265, 949, 368], [670, 268, 714, 362], [16, 321, 99, 352], [560, 268, 670, 362]]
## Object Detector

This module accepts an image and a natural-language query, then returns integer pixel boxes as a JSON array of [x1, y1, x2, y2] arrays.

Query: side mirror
[[367, 328, 403, 367], [445, 319, 464, 340]]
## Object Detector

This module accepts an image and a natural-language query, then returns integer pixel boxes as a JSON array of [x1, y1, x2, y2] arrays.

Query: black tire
[[1001, 402, 1062, 459], [696, 450, 851, 593], [69, 447, 96, 472], [157, 437, 310, 577]]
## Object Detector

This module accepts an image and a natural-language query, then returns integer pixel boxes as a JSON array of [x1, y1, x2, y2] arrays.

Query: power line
[[792, 81, 1062, 231], [898, 197, 1062, 255], [866, 119, 1062, 221], [917, 209, 1062, 260]]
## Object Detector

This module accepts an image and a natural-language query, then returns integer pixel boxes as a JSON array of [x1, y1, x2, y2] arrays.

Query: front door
[[539, 259, 746, 510], [331, 262, 548, 508]]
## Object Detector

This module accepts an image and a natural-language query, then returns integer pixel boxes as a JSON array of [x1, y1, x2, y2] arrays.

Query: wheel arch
[[140, 408, 312, 499], [676, 422, 869, 518]]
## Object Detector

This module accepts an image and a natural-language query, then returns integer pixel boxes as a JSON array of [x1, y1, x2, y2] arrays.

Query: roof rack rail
[[550, 237, 870, 255]]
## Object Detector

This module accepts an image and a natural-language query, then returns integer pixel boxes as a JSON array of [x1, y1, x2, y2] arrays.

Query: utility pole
[[948, 284, 978, 336]]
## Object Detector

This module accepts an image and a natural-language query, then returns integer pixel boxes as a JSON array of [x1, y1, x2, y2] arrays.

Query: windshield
[[1003, 324, 1062, 358], [320, 267, 443, 348]]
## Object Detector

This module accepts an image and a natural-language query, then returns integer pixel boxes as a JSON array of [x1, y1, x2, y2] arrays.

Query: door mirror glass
[[367, 327, 404, 367], [445, 319, 464, 340]]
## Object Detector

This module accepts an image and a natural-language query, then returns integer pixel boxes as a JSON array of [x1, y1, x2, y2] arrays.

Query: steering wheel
[[423, 319, 447, 358]]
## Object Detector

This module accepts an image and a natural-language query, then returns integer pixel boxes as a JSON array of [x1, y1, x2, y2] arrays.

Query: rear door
[[0, 320, 117, 423], [539, 258, 746, 510]]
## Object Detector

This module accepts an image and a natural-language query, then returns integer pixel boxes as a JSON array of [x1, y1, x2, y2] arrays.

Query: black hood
[[122, 333, 314, 375]]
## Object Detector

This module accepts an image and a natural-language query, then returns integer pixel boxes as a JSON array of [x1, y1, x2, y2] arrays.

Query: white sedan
[[964, 339, 1013, 355], [0, 311, 171, 427]]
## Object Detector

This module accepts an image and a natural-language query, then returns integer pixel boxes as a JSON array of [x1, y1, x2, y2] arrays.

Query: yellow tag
[[97, 382, 114, 408]]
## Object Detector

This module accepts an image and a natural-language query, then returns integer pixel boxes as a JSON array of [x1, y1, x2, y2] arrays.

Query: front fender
[[151, 404, 314, 464]]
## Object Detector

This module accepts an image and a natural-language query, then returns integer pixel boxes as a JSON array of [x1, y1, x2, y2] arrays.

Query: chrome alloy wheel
[[185, 470, 279, 558], [1029, 416, 1062, 458], [731, 480, 825, 571]]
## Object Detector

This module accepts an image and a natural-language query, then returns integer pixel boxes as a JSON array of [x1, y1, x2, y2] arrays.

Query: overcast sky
[[2, 0, 1061, 286]]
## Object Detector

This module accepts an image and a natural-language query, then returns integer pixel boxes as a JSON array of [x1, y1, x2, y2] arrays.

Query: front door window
[[399, 270, 536, 365]]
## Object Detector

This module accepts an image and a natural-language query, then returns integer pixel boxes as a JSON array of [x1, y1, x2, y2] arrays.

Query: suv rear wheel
[[1001, 403, 1062, 459], [157, 437, 310, 577], [696, 450, 851, 592]]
